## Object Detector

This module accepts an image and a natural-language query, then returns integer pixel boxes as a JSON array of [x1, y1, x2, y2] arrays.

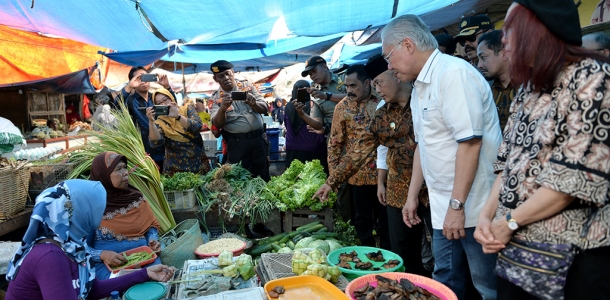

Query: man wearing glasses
[[382, 14, 501, 299], [582, 32, 610, 58], [454, 15, 494, 68]]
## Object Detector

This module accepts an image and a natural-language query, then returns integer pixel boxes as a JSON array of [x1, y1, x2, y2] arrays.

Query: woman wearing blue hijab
[[5, 179, 175, 300]]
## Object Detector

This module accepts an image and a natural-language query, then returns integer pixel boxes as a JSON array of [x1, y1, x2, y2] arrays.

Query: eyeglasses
[[155, 96, 172, 105], [384, 42, 402, 63], [458, 31, 484, 47]]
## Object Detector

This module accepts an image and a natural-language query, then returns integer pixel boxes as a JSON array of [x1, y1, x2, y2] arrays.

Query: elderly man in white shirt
[[381, 15, 501, 300]]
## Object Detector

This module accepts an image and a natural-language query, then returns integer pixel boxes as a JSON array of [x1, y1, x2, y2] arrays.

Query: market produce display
[[199, 164, 275, 234], [263, 160, 336, 212], [177, 253, 256, 298], [161, 172, 204, 191], [195, 238, 246, 256], [248, 221, 345, 258], [291, 248, 342, 284], [66, 102, 175, 232], [352, 274, 441, 300]]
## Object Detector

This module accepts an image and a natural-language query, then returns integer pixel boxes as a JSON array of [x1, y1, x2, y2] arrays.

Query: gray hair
[[591, 32, 610, 51], [381, 14, 438, 51]]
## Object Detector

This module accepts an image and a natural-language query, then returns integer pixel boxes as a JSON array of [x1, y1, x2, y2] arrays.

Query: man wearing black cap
[[209, 60, 270, 181], [300, 55, 347, 135], [591, 0, 610, 24], [454, 15, 494, 67], [582, 32, 610, 58]]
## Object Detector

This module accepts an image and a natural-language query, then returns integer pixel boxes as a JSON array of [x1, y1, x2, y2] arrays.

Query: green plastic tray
[[327, 246, 404, 279]]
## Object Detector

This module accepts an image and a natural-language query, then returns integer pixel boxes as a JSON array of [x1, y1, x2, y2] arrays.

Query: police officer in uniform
[[209, 60, 270, 181]]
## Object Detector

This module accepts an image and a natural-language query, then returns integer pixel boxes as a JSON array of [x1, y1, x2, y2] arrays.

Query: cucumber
[[271, 243, 281, 251], [302, 224, 325, 233], [266, 233, 288, 243], [315, 227, 328, 233], [287, 241, 295, 249], [296, 221, 321, 232], [311, 234, 327, 240], [279, 243, 286, 247], [314, 232, 337, 238], [300, 231, 312, 237], [288, 231, 301, 238], [279, 235, 291, 244], [249, 244, 273, 256], [292, 234, 304, 243]]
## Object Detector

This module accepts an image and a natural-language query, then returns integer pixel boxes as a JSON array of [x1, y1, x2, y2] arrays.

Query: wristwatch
[[325, 92, 332, 100], [506, 213, 519, 231], [449, 198, 464, 210]]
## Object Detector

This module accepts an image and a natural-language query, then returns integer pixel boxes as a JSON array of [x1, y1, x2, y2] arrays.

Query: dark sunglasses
[[458, 31, 483, 47]]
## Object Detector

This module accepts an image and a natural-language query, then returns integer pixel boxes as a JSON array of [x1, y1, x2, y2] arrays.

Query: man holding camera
[[113, 66, 172, 170], [209, 60, 270, 181]]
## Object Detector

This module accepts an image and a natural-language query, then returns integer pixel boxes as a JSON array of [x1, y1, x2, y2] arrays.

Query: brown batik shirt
[[326, 101, 427, 208], [490, 80, 516, 132], [327, 95, 379, 187], [493, 58, 610, 249]]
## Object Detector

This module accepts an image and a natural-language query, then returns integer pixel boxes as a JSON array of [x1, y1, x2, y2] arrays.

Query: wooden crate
[[282, 208, 333, 232]]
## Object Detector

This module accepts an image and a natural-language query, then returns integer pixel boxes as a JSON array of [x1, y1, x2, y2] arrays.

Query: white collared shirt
[[411, 49, 502, 229]]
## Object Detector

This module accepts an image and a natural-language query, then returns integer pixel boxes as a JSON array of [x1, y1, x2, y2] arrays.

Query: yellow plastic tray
[[264, 275, 350, 300]]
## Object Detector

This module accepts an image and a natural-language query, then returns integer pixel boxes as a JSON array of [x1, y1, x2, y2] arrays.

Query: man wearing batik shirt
[[315, 55, 429, 276], [313, 64, 389, 250], [209, 60, 270, 181]]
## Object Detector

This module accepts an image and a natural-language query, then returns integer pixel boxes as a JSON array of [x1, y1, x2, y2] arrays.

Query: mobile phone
[[140, 73, 158, 82], [231, 91, 247, 100], [297, 88, 309, 103], [153, 105, 170, 116]]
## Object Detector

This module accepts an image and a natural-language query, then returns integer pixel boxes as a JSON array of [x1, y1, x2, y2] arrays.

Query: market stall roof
[[0, 68, 97, 94], [0, 0, 509, 80], [0, 0, 459, 51]]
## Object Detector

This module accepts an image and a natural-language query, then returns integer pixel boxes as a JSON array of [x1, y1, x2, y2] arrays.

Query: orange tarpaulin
[[0, 24, 110, 88]]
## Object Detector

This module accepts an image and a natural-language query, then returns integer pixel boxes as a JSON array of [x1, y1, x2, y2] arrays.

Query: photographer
[[209, 60, 270, 181], [146, 88, 211, 176], [113, 67, 173, 170]]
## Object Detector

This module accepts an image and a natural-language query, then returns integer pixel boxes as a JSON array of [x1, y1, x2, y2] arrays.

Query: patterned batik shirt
[[493, 58, 610, 249], [491, 80, 516, 132], [326, 101, 426, 208], [327, 95, 379, 186]]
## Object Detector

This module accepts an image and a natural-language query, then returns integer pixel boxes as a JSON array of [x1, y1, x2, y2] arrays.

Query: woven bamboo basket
[[159, 219, 203, 268], [0, 161, 30, 220]]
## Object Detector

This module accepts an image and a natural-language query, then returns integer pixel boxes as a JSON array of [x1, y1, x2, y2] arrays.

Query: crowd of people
[[5, 0, 610, 299]]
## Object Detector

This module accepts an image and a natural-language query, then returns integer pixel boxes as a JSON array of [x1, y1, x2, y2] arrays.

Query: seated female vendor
[[5, 179, 175, 300], [87, 151, 162, 279]]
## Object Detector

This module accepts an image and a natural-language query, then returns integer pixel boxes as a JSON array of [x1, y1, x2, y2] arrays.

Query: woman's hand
[[149, 239, 161, 253], [167, 102, 180, 118], [490, 216, 514, 246], [145, 107, 155, 121], [293, 100, 306, 116], [146, 265, 176, 282], [100, 250, 127, 267], [306, 125, 324, 135], [474, 217, 506, 254]]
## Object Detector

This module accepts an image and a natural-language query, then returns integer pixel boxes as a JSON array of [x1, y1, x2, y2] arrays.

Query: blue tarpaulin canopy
[[0, 0, 500, 73]]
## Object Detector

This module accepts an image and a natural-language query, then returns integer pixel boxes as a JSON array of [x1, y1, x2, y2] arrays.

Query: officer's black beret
[[513, 0, 581, 46]]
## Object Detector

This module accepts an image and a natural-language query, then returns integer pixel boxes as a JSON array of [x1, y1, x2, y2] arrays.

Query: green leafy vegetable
[[161, 172, 204, 191], [264, 160, 336, 211]]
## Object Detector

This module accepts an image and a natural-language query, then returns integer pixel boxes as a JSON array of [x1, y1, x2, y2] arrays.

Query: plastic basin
[[327, 246, 403, 279], [264, 275, 350, 300], [104, 245, 157, 273], [344, 272, 458, 300]]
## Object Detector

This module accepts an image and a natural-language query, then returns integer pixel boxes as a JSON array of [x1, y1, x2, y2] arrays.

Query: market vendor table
[[25, 135, 91, 150], [0, 208, 32, 237]]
